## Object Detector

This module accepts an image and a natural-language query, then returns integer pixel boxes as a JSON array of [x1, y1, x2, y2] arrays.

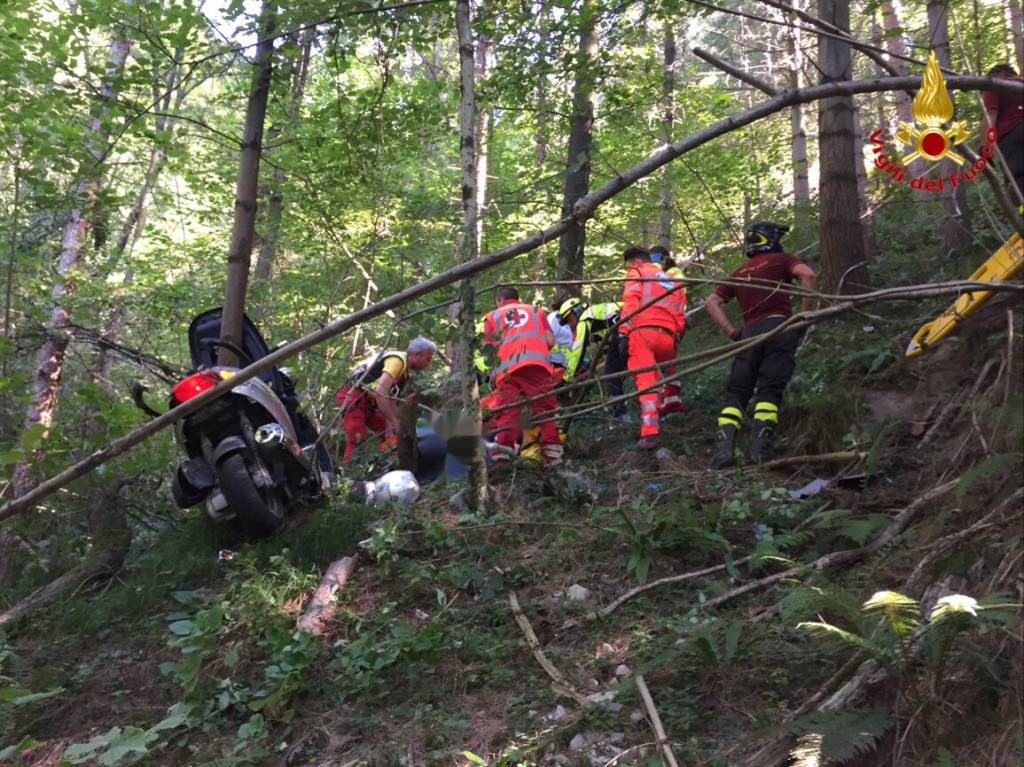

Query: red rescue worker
[[620, 246, 686, 449], [482, 287, 563, 465], [649, 245, 687, 417], [335, 337, 437, 463]]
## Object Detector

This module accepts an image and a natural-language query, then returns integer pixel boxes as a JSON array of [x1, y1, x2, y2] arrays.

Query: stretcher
[[906, 232, 1024, 357]]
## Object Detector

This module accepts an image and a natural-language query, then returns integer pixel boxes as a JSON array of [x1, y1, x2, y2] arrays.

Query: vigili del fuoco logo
[[869, 51, 998, 192]]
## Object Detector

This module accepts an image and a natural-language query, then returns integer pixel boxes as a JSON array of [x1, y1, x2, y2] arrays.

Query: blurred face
[[408, 350, 433, 371], [566, 312, 580, 330]]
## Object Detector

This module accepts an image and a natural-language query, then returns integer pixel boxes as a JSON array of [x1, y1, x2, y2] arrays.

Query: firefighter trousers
[[723, 315, 800, 415]]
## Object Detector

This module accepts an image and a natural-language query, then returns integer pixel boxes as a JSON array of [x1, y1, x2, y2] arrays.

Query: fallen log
[[297, 556, 358, 636]]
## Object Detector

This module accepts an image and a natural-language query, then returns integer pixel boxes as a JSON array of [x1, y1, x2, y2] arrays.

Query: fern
[[864, 591, 920, 638], [797, 621, 889, 663], [935, 746, 958, 767], [791, 706, 892, 764], [781, 581, 866, 629], [954, 453, 1021, 499]]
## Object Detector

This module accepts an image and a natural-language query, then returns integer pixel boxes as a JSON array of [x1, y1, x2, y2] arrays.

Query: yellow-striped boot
[[710, 406, 743, 469], [752, 401, 779, 464]]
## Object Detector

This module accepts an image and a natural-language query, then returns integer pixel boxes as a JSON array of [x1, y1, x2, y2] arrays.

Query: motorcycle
[[137, 308, 333, 536]]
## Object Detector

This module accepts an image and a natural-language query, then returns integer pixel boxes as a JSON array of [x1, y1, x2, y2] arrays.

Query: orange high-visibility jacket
[[483, 301, 555, 380], [620, 262, 686, 334]]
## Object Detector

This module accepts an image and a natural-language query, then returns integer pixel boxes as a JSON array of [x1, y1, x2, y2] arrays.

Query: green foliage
[[790, 706, 893, 765], [61, 703, 190, 766], [329, 594, 454, 700], [954, 454, 1021, 499]]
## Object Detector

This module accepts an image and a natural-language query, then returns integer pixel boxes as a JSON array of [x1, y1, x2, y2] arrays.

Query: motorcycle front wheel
[[217, 452, 286, 537]]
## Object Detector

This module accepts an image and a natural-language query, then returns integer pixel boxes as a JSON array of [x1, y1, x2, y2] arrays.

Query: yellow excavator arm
[[906, 232, 1024, 358]]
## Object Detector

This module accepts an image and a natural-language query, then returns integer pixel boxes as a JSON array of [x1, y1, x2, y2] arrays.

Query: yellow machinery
[[906, 232, 1024, 357]]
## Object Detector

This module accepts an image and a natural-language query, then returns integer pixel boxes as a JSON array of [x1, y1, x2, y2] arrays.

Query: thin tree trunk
[[818, 0, 869, 294], [255, 27, 314, 283], [555, 1, 598, 283], [1009, 0, 1023, 73], [9, 16, 132, 498], [786, 1, 811, 243], [881, 0, 913, 126], [852, 98, 874, 258], [658, 22, 675, 249], [455, 0, 488, 510], [927, 0, 972, 252], [219, 0, 276, 366], [2, 159, 20, 377]]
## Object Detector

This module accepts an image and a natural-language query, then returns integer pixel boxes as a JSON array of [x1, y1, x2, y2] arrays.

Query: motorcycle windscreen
[[187, 307, 274, 380]]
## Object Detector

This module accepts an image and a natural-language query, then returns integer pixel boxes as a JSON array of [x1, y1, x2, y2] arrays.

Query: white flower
[[931, 594, 979, 619]]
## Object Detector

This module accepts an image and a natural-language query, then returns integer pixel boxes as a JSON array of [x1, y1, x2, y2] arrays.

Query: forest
[[1, 0, 1023, 764]]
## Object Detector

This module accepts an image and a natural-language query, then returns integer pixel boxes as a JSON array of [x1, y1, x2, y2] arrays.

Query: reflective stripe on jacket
[[483, 301, 554, 380], [621, 263, 685, 334]]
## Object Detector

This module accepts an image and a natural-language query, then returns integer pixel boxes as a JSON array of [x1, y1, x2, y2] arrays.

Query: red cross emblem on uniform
[[504, 307, 530, 328]]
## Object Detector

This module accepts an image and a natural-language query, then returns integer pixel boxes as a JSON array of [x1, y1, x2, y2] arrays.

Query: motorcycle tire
[[217, 452, 286, 537]]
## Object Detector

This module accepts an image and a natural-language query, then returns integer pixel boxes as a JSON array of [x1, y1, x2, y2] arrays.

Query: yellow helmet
[[558, 297, 587, 321]]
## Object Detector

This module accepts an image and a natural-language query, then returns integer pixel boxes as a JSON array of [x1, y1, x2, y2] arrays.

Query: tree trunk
[[555, 1, 598, 283], [785, 1, 811, 243], [927, 0, 972, 252], [255, 27, 314, 283], [455, 0, 488, 511], [219, 0, 276, 366], [818, 0, 869, 294], [1009, 0, 1023, 73], [2, 158, 20, 378], [852, 98, 875, 258], [658, 22, 675, 249], [880, 0, 913, 126], [8, 18, 132, 499]]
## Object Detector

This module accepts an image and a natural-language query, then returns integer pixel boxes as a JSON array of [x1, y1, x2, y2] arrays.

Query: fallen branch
[[591, 557, 752, 620], [724, 451, 867, 472], [297, 556, 358, 636], [508, 591, 588, 704], [1, 74, 1018, 523], [634, 674, 681, 767]]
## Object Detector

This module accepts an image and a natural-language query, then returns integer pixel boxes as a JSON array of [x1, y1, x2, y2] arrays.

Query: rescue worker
[[704, 221, 816, 468], [558, 298, 625, 394], [649, 245, 686, 417], [620, 246, 686, 449], [335, 337, 437, 463], [547, 289, 574, 379], [482, 287, 563, 465]]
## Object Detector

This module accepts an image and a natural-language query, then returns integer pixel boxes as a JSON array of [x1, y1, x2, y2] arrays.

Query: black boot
[[753, 423, 777, 464], [709, 424, 738, 469]]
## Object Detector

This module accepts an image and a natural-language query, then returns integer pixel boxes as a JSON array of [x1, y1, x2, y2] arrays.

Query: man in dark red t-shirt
[[703, 221, 817, 467], [982, 64, 1024, 201]]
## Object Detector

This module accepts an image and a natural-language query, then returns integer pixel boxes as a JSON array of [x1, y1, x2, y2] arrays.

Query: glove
[[551, 367, 567, 386]]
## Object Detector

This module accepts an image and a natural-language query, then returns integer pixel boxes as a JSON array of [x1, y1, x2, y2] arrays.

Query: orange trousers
[[627, 328, 677, 437]]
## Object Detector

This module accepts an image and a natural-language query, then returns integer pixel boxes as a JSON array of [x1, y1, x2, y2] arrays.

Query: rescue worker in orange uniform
[[649, 245, 687, 417], [335, 337, 437, 463], [620, 246, 686, 449], [482, 287, 563, 465]]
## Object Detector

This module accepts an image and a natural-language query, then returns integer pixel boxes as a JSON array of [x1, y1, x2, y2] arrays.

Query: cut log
[[297, 556, 358, 635]]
